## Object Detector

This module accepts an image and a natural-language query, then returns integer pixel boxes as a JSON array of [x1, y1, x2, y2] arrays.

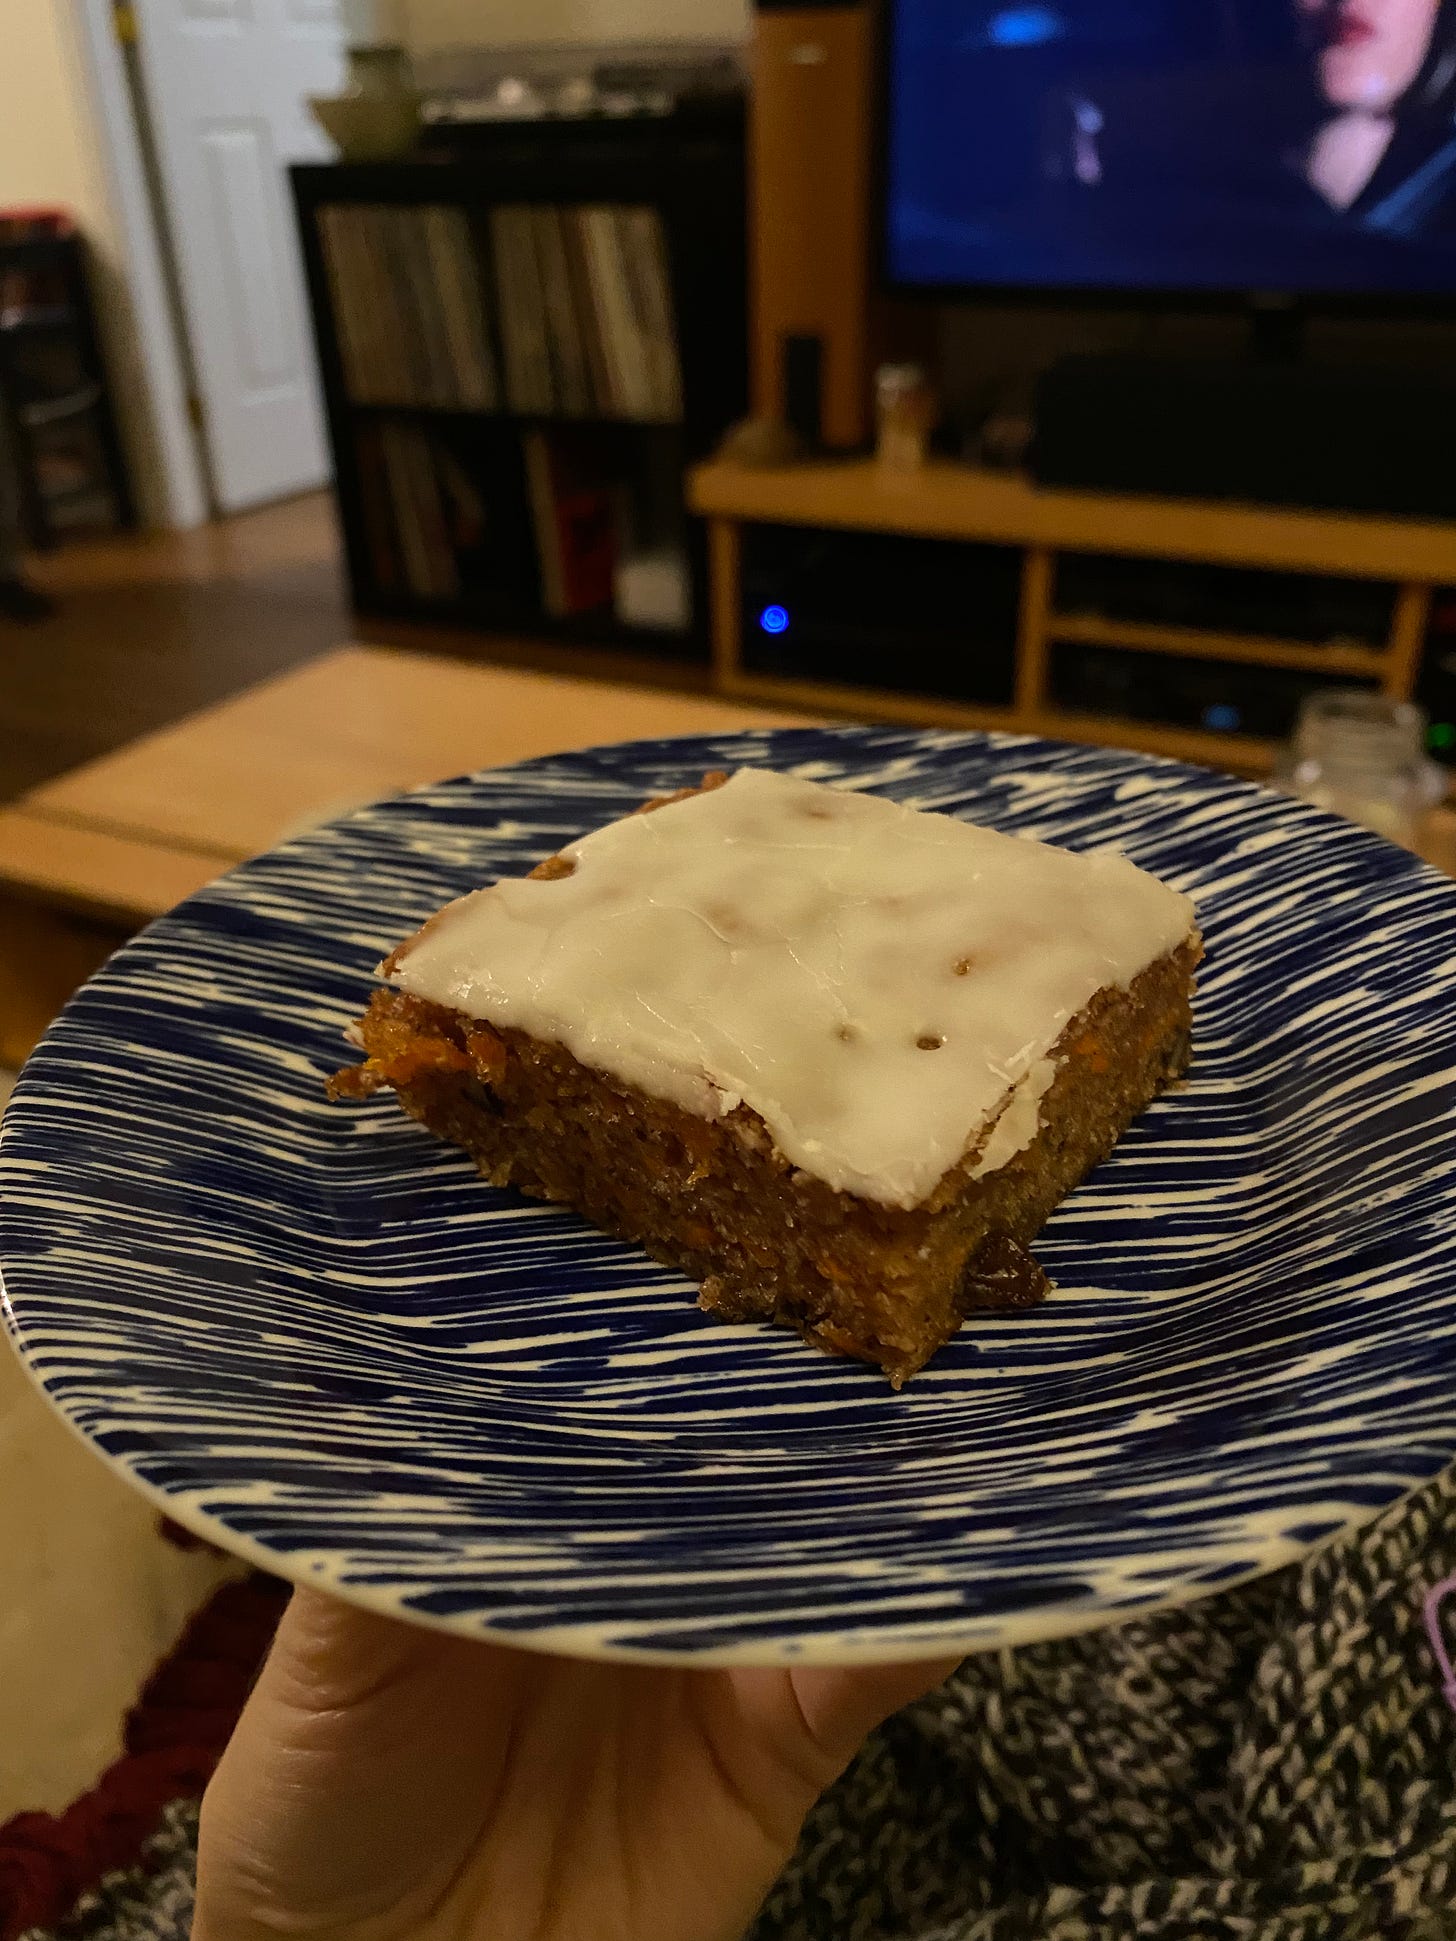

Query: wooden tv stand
[[689, 457, 1455, 774]]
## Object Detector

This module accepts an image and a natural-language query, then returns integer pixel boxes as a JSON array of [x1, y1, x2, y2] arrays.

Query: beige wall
[[0, 6, 103, 217], [403, 0, 748, 52], [0, 4, 191, 527]]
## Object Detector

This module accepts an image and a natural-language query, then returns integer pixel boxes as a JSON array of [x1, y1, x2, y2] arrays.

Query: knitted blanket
[[10, 1469, 1456, 1941]]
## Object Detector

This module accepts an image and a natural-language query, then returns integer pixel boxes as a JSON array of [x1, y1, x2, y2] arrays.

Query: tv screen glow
[[883, 0, 1456, 296]]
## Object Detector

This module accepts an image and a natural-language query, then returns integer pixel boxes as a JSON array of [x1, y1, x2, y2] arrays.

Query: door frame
[[63, 0, 211, 530]]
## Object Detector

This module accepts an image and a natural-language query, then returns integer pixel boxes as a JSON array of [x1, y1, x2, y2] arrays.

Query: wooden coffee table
[[0, 646, 808, 1067], [2, 642, 1451, 1069]]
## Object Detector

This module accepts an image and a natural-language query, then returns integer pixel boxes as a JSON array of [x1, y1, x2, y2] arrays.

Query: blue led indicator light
[[759, 605, 790, 636], [988, 6, 1063, 47]]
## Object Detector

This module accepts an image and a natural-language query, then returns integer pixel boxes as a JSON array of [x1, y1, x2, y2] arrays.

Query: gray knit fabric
[[23, 1470, 1456, 1941], [752, 1465, 1456, 1941], [18, 1804, 201, 1941]]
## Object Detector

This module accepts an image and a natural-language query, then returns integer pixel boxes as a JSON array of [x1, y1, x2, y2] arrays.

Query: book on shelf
[[424, 207, 496, 411], [488, 206, 554, 415], [354, 424, 402, 592], [320, 204, 410, 402], [318, 197, 682, 425], [489, 203, 683, 424], [575, 207, 639, 418], [530, 207, 594, 418], [560, 212, 614, 415], [357, 418, 555, 613], [379, 423, 453, 598], [359, 420, 460, 602], [620, 207, 684, 423], [351, 412, 694, 634], [522, 428, 621, 618], [385, 207, 449, 405], [577, 206, 684, 422], [318, 203, 498, 411]]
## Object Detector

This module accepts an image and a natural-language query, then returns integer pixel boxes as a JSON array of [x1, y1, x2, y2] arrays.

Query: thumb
[[787, 1656, 964, 1773], [197, 1590, 520, 1938]]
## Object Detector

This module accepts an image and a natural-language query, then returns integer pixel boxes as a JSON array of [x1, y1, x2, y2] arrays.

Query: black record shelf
[[291, 109, 746, 668]]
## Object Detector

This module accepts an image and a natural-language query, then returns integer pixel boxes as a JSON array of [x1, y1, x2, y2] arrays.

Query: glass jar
[[1276, 690, 1445, 849], [874, 364, 937, 471]]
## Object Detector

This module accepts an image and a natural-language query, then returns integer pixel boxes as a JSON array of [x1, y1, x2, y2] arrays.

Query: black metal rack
[[290, 109, 746, 667], [0, 230, 134, 548]]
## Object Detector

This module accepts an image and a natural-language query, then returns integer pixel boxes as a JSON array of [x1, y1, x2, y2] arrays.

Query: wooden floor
[[4, 493, 732, 806], [3, 494, 350, 802]]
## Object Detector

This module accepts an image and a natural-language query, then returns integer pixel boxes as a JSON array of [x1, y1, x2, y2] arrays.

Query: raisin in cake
[[331, 767, 1199, 1384]]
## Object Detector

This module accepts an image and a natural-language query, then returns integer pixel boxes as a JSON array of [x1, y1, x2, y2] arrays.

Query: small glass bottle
[[874, 364, 937, 471], [1276, 690, 1445, 849]]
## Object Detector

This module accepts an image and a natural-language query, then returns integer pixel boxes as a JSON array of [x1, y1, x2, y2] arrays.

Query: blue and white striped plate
[[4, 727, 1456, 1665]]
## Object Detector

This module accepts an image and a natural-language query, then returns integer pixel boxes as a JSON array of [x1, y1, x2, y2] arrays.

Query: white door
[[132, 0, 344, 511]]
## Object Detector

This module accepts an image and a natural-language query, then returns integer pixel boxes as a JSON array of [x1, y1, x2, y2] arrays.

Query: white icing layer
[[968, 1058, 1058, 1183], [387, 768, 1196, 1207]]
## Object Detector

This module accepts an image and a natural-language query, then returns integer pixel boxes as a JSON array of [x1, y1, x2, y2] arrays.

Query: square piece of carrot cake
[[332, 768, 1199, 1384]]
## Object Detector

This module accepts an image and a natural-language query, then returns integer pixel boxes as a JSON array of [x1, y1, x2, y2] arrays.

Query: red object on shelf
[[0, 209, 74, 242], [522, 427, 620, 617], [0, 213, 75, 326]]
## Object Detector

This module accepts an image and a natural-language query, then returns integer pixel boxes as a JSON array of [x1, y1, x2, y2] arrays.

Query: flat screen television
[[882, 1, 1456, 300]]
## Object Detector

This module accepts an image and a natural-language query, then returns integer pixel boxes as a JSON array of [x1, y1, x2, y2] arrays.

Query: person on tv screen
[[883, 0, 1456, 291], [1298, 0, 1456, 234]]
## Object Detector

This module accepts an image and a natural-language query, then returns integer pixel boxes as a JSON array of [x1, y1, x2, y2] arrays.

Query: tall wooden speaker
[[750, 0, 877, 449]]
